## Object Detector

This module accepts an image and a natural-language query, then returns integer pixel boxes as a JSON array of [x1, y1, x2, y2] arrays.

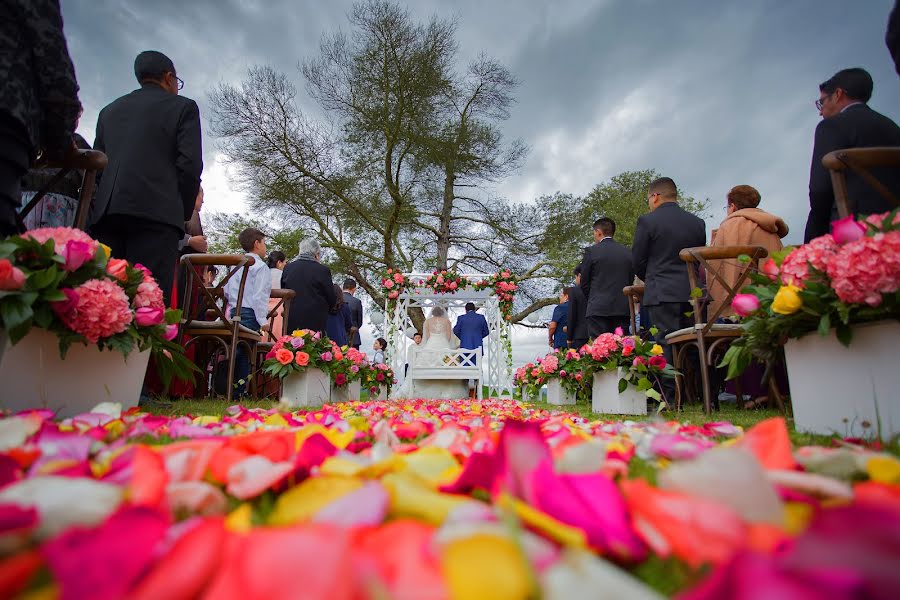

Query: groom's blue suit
[[453, 310, 489, 351]]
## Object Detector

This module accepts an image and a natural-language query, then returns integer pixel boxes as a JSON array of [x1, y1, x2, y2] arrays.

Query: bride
[[391, 306, 468, 400]]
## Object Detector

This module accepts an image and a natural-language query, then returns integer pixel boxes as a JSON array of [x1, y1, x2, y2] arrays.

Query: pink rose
[[614, 327, 624, 336], [436, 275, 444, 285], [135, 306, 165, 326], [574, 372, 583, 382], [559, 370, 567, 378], [830, 215, 867, 245], [633, 356, 647, 367], [388, 290, 399, 299], [449, 281, 458, 290], [62, 240, 94, 272], [649, 355, 667, 369], [383, 279, 394, 289], [321, 351, 333, 362], [731, 293, 760, 317], [106, 258, 129, 282], [393, 273, 404, 284], [761, 258, 780, 281], [334, 373, 347, 386], [0, 259, 26, 291], [163, 323, 179, 341], [51, 288, 79, 318]]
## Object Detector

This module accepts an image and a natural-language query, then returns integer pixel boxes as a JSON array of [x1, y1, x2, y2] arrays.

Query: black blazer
[[343, 291, 363, 346], [632, 202, 706, 306], [566, 284, 589, 344], [805, 103, 900, 242], [579, 238, 634, 317], [90, 84, 203, 232], [282, 258, 337, 334]]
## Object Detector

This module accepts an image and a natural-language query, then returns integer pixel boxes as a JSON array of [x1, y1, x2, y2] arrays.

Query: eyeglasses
[[169, 72, 184, 90], [815, 93, 833, 111]]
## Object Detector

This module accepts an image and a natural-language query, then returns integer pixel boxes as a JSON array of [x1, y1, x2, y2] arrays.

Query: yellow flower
[[442, 533, 535, 600], [867, 456, 900, 484], [772, 284, 803, 315], [291, 329, 308, 337], [650, 344, 664, 356], [99, 243, 112, 258]]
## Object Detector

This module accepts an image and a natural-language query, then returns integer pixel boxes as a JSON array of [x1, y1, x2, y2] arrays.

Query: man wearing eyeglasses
[[805, 67, 900, 242], [90, 50, 202, 303]]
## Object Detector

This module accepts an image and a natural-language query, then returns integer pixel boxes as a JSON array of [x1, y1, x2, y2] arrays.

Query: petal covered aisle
[[0, 400, 898, 599]]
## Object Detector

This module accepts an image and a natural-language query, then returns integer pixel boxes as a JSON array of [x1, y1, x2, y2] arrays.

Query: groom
[[453, 302, 489, 397]]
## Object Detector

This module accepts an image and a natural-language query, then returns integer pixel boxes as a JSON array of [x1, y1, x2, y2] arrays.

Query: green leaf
[[637, 377, 652, 391], [690, 287, 703, 299], [41, 289, 67, 302], [28, 267, 59, 289], [0, 299, 34, 335], [817, 314, 831, 337], [648, 326, 659, 336], [618, 378, 628, 393], [646, 388, 662, 401], [835, 324, 853, 347], [32, 304, 53, 329], [736, 254, 750, 263]]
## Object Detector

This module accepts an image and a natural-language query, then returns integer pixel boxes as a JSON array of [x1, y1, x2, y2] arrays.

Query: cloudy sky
[[60, 0, 899, 364]]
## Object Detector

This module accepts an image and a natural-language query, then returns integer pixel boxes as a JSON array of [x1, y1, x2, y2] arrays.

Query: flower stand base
[[592, 369, 646, 415], [546, 379, 576, 405], [331, 380, 362, 403], [0, 328, 150, 418], [519, 389, 539, 404], [784, 320, 900, 440], [280, 368, 330, 409]]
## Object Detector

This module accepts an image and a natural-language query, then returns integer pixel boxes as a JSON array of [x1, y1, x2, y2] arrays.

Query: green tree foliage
[[539, 170, 710, 282], [205, 212, 307, 262]]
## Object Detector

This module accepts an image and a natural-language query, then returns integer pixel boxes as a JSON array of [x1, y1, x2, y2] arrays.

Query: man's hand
[[188, 235, 208, 252], [259, 323, 270, 332]]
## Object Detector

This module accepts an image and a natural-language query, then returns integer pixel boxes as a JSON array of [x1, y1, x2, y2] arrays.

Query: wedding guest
[[579, 217, 634, 337], [178, 186, 207, 253], [548, 288, 570, 350], [888, 0, 900, 76], [267, 250, 286, 288], [708, 185, 788, 319], [405, 332, 422, 377], [0, 0, 81, 236], [805, 67, 900, 241], [19, 129, 90, 229], [282, 237, 336, 334], [204, 266, 218, 287], [326, 284, 353, 347], [633, 176, 706, 406], [90, 50, 202, 303], [372, 338, 387, 364], [342, 278, 363, 349], [223, 228, 271, 398], [567, 266, 589, 349]]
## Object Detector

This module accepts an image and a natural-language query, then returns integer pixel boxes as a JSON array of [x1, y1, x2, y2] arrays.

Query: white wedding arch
[[386, 273, 514, 398]]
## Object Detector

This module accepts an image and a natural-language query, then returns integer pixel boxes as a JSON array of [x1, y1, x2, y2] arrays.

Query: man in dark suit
[[567, 265, 589, 349], [342, 278, 363, 349], [632, 177, 706, 406], [0, 0, 81, 236], [453, 303, 490, 352], [579, 217, 634, 338], [89, 51, 202, 302], [805, 67, 900, 242], [282, 237, 337, 334]]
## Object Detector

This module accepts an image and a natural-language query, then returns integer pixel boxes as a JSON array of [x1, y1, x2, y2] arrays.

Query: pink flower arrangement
[[831, 215, 867, 245], [56, 279, 133, 343], [826, 231, 900, 307], [24, 227, 99, 258], [133, 279, 165, 310], [779, 234, 838, 287], [541, 354, 559, 374], [588, 332, 621, 361]]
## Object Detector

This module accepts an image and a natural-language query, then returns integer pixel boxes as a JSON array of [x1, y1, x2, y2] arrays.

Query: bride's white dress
[[391, 316, 468, 400]]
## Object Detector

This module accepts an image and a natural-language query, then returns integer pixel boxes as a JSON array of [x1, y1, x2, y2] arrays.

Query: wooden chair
[[178, 254, 260, 403], [667, 245, 770, 414], [253, 288, 296, 398], [822, 147, 900, 218], [17, 149, 108, 231], [623, 284, 645, 337]]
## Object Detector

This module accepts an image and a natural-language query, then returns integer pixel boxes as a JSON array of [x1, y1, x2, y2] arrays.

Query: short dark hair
[[573, 264, 582, 276], [592, 217, 616, 237], [561, 286, 572, 298], [727, 185, 761, 210], [237, 227, 265, 252], [266, 250, 286, 268], [207, 266, 218, 278], [134, 51, 175, 83], [649, 177, 678, 200], [465, 302, 476, 312], [413, 331, 422, 339], [375, 337, 387, 350], [332, 284, 345, 309], [820, 68, 873, 102], [343, 278, 357, 290]]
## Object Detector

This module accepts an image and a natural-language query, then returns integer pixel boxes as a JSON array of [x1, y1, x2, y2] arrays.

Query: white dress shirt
[[224, 253, 272, 328]]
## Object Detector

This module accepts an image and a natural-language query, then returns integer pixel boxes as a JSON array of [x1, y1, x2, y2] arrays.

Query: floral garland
[[379, 268, 519, 321], [473, 269, 519, 321]]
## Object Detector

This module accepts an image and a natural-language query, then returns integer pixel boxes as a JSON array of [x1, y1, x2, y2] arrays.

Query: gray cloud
[[61, 0, 900, 246]]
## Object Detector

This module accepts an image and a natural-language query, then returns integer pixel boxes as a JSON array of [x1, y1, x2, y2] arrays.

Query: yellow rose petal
[[650, 344, 664, 356], [443, 533, 534, 600], [496, 494, 587, 548], [269, 476, 362, 526], [382, 472, 467, 525], [772, 284, 803, 315], [319, 455, 366, 477], [99, 243, 112, 258], [193, 415, 220, 426], [263, 413, 289, 428], [867, 456, 900, 484], [296, 424, 355, 450], [225, 503, 253, 533], [783, 501, 814, 535], [398, 447, 462, 487]]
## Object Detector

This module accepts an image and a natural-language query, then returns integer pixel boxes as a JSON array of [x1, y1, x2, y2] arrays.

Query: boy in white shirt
[[224, 227, 271, 397]]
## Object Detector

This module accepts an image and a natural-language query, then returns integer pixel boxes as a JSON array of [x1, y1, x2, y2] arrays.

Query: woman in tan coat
[[708, 185, 789, 319]]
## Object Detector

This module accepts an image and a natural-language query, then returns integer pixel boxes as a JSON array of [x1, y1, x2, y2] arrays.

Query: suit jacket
[[343, 291, 363, 346], [281, 257, 337, 334], [632, 202, 706, 306], [805, 103, 900, 242], [453, 311, 489, 350], [566, 284, 589, 345], [580, 238, 634, 317], [90, 83, 203, 232]]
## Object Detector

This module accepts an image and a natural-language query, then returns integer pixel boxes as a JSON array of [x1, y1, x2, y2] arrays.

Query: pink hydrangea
[[779, 235, 839, 287], [863, 211, 900, 231], [589, 332, 620, 361], [541, 354, 559, 374], [59, 279, 133, 342], [826, 231, 900, 307], [24, 227, 99, 259], [133, 279, 165, 310]]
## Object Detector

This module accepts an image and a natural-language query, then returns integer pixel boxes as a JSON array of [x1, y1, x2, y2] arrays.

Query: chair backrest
[[179, 254, 255, 328], [262, 288, 296, 342], [822, 147, 900, 218], [17, 149, 108, 231], [622, 284, 645, 336], [679, 245, 768, 333]]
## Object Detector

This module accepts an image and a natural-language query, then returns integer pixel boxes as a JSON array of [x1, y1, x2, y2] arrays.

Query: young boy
[[224, 228, 271, 397]]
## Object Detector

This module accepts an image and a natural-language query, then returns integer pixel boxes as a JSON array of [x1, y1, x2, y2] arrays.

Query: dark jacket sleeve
[[567, 292, 579, 343], [27, 0, 81, 159], [175, 100, 203, 220], [453, 319, 462, 339], [805, 118, 842, 242], [480, 315, 489, 338], [632, 215, 651, 281], [341, 304, 353, 332], [353, 299, 363, 328], [321, 267, 337, 312], [888, 0, 900, 77], [579, 247, 592, 299]]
